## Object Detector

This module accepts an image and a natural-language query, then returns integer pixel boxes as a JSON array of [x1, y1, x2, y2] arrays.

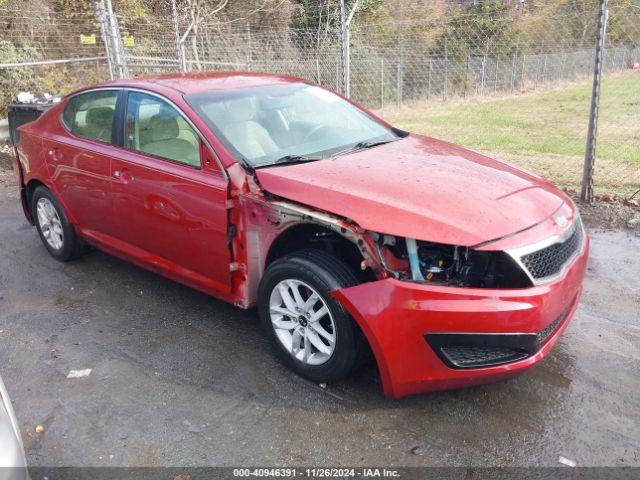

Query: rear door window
[[62, 90, 118, 143]]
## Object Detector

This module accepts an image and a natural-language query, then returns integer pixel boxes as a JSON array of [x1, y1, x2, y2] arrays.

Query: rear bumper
[[332, 235, 589, 398], [10, 147, 33, 224]]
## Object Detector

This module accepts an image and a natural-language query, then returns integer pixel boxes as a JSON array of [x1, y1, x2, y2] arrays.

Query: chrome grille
[[520, 218, 583, 281]]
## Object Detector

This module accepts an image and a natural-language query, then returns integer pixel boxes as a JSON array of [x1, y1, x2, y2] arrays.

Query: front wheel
[[258, 249, 365, 384]]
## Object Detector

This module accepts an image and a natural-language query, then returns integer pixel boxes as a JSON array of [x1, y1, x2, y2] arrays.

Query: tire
[[258, 248, 366, 384], [31, 185, 84, 262]]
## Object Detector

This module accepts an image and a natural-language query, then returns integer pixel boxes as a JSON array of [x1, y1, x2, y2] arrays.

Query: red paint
[[13, 72, 589, 397], [332, 236, 589, 398], [256, 135, 571, 246]]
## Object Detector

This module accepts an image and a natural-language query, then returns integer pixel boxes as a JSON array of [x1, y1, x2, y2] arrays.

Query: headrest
[[85, 107, 114, 127], [223, 97, 256, 123], [148, 113, 179, 142]]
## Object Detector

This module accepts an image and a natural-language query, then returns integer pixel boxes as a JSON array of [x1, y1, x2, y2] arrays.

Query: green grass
[[382, 73, 640, 196]]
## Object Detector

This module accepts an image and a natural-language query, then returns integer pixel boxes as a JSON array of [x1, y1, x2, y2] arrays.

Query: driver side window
[[126, 91, 200, 167]]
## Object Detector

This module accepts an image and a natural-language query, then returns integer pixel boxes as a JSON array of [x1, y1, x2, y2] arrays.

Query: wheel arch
[[262, 223, 379, 369], [264, 222, 376, 284], [23, 179, 50, 223], [25, 179, 49, 206], [25, 178, 79, 226]]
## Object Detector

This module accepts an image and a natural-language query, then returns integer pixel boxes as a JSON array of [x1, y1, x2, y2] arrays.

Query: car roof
[[95, 71, 305, 94]]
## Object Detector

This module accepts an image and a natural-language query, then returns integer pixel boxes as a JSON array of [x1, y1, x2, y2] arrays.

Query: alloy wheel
[[36, 197, 64, 250], [268, 279, 336, 365]]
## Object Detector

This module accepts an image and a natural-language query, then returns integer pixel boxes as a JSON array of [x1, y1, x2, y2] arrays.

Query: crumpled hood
[[256, 135, 567, 246]]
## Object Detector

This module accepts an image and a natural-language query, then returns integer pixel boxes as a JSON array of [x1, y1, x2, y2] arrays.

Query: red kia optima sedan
[[11, 72, 588, 397]]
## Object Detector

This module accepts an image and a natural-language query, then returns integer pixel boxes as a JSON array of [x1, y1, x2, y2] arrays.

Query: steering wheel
[[302, 124, 332, 143]]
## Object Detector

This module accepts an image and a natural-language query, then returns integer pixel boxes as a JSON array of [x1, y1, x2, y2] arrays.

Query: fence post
[[480, 53, 487, 96], [581, 0, 609, 203], [339, 0, 358, 98], [339, 0, 347, 95], [380, 57, 384, 108], [95, 0, 114, 80], [246, 23, 253, 72], [510, 46, 517, 93], [464, 53, 470, 97], [396, 61, 402, 108], [443, 36, 448, 100], [171, 0, 185, 73], [171, 0, 187, 73], [103, 0, 128, 78], [428, 57, 432, 97]]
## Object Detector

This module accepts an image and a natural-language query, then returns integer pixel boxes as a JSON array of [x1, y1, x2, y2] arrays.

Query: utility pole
[[581, 0, 609, 203]]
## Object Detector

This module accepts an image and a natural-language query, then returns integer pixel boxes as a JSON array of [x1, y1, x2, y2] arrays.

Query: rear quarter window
[[62, 90, 118, 144]]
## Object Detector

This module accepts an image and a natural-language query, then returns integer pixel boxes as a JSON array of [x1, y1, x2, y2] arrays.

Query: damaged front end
[[228, 177, 535, 310], [227, 188, 387, 308], [225, 163, 588, 398], [372, 233, 532, 288]]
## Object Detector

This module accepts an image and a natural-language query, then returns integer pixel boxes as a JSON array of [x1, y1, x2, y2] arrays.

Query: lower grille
[[537, 305, 570, 345], [440, 345, 529, 368], [425, 301, 575, 369]]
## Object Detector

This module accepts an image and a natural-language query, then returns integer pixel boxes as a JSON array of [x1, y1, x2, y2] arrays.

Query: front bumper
[[332, 235, 589, 398]]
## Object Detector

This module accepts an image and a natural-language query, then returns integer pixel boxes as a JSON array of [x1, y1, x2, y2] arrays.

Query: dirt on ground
[[0, 160, 639, 468], [572, 196, 640, 231]]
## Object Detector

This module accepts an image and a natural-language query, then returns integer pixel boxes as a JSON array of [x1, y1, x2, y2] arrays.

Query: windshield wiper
[[262, 154, 324, 167], [334, 138, 397, 157]]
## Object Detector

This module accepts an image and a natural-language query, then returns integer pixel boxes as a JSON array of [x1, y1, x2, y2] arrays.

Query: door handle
[[114, 169, 134, 184], [47, 149, 63, 162]]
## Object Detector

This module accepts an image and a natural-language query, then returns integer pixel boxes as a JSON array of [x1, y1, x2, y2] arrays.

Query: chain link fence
[[0, 0, 638, 199]]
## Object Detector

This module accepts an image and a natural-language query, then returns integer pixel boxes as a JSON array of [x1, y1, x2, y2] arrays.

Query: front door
[[110, 90, 231, 296]]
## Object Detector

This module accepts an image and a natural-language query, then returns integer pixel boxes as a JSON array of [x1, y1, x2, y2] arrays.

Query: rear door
[[45, 89, 122, 237], [109, 89, 231, 296]]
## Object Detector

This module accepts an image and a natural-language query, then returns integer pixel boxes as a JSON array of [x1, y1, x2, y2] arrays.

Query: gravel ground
[[0, 167, 639, 468]]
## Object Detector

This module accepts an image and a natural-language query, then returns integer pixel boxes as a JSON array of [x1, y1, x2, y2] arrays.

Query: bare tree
[[180, 0, 229, 70]]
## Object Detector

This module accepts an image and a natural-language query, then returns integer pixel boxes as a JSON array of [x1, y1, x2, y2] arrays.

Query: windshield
[[185, 83, 399, 167]]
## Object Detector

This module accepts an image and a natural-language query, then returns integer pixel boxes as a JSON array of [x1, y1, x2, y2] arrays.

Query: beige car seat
[[140, 113, 199, 165], [82, 107, 114, 142], [220, 97, 278, 159]]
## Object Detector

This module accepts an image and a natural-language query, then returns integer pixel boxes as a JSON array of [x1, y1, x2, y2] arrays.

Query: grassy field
[[381, 72, 640, 196]]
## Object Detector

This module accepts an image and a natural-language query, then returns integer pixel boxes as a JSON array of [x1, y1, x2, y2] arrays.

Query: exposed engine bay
[[372, 233, 532, 288]]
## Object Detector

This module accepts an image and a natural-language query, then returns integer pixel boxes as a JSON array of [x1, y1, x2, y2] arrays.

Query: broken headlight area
[[371, 233, 531, 289]]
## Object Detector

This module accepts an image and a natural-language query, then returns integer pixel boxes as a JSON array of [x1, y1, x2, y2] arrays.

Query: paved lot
[[0, 169, 639, 467]]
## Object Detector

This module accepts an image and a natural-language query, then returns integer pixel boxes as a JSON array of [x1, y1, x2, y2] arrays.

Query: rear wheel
[[31, 186, 84, 261], [258, 249, 365, 383]]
